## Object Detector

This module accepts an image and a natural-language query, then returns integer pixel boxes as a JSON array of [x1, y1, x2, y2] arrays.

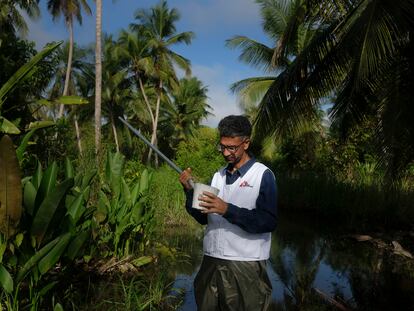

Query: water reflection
[[169, 211, 414, 310]]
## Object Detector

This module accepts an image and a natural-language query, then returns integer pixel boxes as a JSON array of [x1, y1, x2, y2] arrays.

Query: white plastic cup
[[192, 183, 219, 210]]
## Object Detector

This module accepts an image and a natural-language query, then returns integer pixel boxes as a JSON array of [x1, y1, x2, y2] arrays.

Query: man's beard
[[224, 154, 241, 167]]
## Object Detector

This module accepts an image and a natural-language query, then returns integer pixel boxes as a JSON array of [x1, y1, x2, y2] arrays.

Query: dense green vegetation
[[0, 0, 413, 310]]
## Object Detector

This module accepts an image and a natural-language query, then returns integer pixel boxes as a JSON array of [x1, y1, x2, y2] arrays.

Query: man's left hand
[[199, 191, 228, 215]]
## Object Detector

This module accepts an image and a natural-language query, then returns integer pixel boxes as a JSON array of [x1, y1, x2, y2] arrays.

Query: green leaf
[[105, 152, 125, 199], [0, 135, 22, 237], [31, 178, 74, 245], [55, 95, 88, 105], [34, 162, 58, 214], [39, 281, 58, 297], [28, 121, 55, 130], [66, 230, 89, 260], [0, 41, 62, 109], [38, 233, 71, 275], [0, 117, 20, 134], [64, 158, 74, 179], [23, 181, 36, 216], [54, 303, 64, 311], [14, 233, 23, 247], [66, 186, 89, 224], [121, 178, 131, 205], [81, 170, 96, 189], [131, 203, 144, 224], [0, 242, 6, 263], [16, 236, 60, 282], [132, 256, 153, 268], [139, 169, 150, 195], [35, 99, 51, 106], [16, 129, 36, 164], [0, 264, 13, 293], [32, 161, 43, 190], [131, 183, 140, 204]]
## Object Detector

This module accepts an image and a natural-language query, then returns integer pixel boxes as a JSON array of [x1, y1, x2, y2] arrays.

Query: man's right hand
[[179, 167, 193, 190]]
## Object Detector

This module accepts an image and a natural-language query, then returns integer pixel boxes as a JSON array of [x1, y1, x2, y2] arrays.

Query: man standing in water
[[179, 115, 277, 311]]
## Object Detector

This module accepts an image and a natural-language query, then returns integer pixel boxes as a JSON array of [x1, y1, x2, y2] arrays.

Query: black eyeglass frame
[[217, 139, 248, 153]]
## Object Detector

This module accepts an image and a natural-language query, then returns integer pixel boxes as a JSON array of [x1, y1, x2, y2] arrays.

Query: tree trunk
[[138, 77, 155, 125], [74, 114, 83, 156], [110, 113, 120, 153], [95, 0, 102, 157], [58, 21, 74, 119], [147, 80, 162, 166]]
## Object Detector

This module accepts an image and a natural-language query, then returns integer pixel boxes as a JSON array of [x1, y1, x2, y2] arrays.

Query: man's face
[[218, 136, 250, 165]]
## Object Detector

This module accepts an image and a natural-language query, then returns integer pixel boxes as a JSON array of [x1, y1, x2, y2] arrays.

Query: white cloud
[[192, 64, 243, 127]]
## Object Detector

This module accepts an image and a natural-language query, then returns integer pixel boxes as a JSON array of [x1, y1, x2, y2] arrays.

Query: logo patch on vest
[[239, 180, 253, 188]]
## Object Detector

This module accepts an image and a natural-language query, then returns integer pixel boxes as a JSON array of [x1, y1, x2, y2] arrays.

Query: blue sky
[[25, 0, 272, 127]]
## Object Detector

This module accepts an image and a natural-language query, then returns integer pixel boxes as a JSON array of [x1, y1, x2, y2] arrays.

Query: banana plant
[[0, 158, 96, 302], [0, 42, 61, 134], [0, 136, 22, 238], [0, 41, 89, 135], [96, 152, 153, 257]]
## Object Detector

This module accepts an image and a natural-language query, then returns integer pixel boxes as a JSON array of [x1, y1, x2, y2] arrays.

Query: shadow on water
[[169, 210, 414, 311]]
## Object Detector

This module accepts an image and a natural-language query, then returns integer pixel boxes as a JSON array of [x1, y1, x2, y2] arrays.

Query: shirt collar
[[225, 157, 256, 178]]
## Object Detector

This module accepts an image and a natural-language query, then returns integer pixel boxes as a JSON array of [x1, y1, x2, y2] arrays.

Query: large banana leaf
[[0, 41, 62, 110], [16, 236, 60, 282], [38, 233, 71, 275], [0, 117, 20, 134], [31, 178, 74, 245], [16, 121, 55, 164], [0, 135, 22, 237], [36, 95, 88, 106], [105, 152, 125, 200], [32, 161, 43, 190], [0, 264, 13, 294], [66, 186, 90, 224], [23, 181, 37, 216], [138, 169, 150, 195], [64, 157, 74, 179], [33, 162, 58, 214], [66, 230, 89, 260]]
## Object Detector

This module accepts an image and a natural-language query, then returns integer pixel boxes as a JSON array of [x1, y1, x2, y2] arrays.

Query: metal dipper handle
[[119, 117, 195, 188]]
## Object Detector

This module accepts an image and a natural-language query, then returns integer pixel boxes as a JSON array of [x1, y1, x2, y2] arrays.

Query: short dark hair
[[218, 115, 252, 138]]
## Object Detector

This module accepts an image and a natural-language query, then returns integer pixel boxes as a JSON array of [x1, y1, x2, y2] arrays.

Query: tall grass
[[76, 273, 181, 311], [148, 165, 196, 229]]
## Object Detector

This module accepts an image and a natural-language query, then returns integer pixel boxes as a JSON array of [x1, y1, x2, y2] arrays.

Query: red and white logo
[[239, 180, 253, 188]]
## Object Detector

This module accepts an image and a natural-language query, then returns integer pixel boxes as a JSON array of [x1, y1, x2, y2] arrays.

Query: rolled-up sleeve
[[223, 169, 277, 233]]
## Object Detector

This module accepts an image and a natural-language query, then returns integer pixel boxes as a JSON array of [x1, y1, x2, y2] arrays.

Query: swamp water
[[168, 211, 414, 311]]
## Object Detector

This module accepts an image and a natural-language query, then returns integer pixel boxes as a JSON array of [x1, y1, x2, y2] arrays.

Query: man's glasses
[[217, 140, 246, 153]]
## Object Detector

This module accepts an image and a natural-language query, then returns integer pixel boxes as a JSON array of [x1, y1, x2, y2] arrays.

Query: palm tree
[[101, 36, 132, 152], [160, 77, 211, 150], [47, 0, 91, 119], [233, 0, 414, 175], [47, 42, 92, 155], [226, 0, 321, 157], [116, 29, 155, 141], [95, 0, 102, 157], [130, 0, 194, 164], [0, 0, 40, 39]]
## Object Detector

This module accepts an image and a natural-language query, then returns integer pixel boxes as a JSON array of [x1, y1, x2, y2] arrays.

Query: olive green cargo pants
[[194, 256, 272, 311]]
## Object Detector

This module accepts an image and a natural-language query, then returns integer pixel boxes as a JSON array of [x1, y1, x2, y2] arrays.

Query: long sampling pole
[[119, 117, 194, 188]]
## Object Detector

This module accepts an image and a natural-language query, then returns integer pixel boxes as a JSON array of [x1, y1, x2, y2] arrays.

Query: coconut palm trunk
[[110, 113, 120, 152], [58, 20, 74, 118], [147, 80, 162, 166], [95, 0, 102, 156], [74, 114, 83, 156]]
